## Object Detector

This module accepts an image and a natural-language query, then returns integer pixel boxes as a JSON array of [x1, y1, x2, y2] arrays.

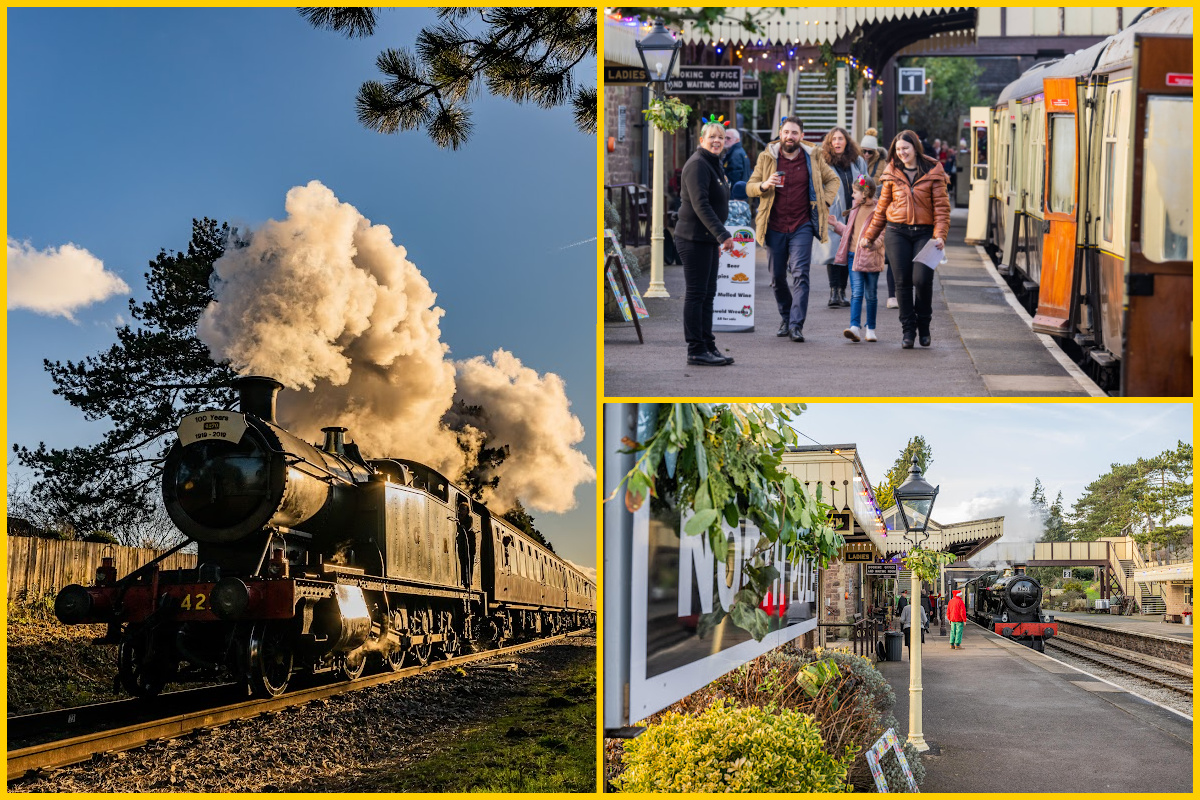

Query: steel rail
[[1044, 634, 1194, 697], [7, 629, 592, 781]]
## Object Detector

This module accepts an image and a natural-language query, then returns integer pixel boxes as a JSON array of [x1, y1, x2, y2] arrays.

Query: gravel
[[11, 635, 595, 793], [1043, 646, 1193, 718]]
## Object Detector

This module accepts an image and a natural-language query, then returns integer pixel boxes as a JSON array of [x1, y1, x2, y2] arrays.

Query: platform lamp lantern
[[893, 455, 938, 753], [636, 19, 682, 299]]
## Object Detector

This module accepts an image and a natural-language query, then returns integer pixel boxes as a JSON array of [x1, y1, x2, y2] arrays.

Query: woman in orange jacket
[[859, 130, 951, 349]]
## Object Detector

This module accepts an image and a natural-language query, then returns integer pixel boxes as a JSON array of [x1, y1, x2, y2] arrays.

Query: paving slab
[[604, 209, 1101, 398], [876, 622, 1192, 792]]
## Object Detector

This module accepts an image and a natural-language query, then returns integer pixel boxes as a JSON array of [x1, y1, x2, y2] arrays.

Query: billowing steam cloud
[[7, 238, 129, 319], [198, 181, 593, 513]]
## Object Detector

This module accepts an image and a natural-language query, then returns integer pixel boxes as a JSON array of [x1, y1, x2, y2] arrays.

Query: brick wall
[[1162, 584, 1192, 617], [605, 84, 644, 186], [1055, 619, 1192, 666]]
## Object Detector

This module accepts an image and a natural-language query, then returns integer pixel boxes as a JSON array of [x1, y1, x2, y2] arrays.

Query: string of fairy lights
[[606, 11, 884, 87]]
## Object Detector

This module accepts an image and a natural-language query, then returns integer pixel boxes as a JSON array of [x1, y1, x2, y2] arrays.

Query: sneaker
[[843, 326, 861, 342], [886, 297, 899, 309], [865, 328, 877, 342]]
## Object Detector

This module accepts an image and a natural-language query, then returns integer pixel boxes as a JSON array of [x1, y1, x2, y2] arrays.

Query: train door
[[1033, 78, 1082, 336], [1000, 100, 1024, 271], [964, 106, 990, 243], [1123, 34, 1192, 396]]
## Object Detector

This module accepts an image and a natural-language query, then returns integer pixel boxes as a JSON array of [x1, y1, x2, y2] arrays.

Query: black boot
[[838, 285, 851, 307], [827, 265, 839, 307], [828, 287, 839, 307]]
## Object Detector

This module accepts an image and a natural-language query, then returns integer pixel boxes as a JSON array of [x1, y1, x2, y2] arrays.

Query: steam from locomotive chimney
[[197, 181, 592, 513]]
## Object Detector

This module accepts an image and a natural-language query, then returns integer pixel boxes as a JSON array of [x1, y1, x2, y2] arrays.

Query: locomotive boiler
[[54, 376, 595, 698], [962, 571, 1057, 651]]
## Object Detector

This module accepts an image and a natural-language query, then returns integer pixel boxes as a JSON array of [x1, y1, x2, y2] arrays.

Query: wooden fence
[[6, 536, 197, 600]]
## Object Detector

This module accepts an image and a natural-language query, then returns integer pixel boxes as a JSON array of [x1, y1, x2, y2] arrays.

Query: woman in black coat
[[676, 121, 735, 366]]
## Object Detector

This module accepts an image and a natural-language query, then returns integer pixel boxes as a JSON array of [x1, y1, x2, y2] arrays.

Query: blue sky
[[7, 8, 596, 569], [791, 402, 1193, 537]]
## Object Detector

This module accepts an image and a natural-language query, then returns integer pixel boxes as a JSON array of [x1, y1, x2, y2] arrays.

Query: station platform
[[875, 623, 1192, 792], [605, 208, 1102, 398], [1051, 610, 1193, 643]]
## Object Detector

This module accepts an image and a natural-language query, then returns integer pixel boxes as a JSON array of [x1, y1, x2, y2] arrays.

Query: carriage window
[[1048, 114, 1076, 214], [1103, 141, 1116, 242], [1140, 96, 1192, 263], [1006, 123, 1015, 185], [1032, 107, 1045, 212]]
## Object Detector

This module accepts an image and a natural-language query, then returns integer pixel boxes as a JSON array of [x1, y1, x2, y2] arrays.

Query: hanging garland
[[643, 96, 692, 134], [616, 403, 844, 640], [902, 546, 956, 584]]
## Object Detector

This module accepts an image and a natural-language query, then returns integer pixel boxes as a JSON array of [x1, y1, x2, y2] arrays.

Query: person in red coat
[[947, 590, 967, 649]]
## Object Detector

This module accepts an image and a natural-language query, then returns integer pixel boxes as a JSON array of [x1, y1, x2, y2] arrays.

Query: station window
[[1140, 95, 1192, 263], [1048, 114, 1076, 214]]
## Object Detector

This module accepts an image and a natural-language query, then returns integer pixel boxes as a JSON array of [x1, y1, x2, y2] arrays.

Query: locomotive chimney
[[233, 376, 283, 423], [321, 426, 348, 456]]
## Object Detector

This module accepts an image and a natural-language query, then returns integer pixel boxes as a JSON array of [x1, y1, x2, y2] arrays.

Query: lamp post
[[635, 19, 681, 298], [893, 456, 939, 753]]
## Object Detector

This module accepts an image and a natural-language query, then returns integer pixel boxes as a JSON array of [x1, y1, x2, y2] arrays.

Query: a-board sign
[[604, 229, 649, 322], [667, 66, 743, 95], [713, 226, 755, 332], [866, 564, 900, 578], [898, 67, 926, 95], [865, 728, 918, 792], [178, 411, 247, 445]]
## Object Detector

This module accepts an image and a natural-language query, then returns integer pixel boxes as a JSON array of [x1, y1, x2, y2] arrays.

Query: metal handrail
[[817, 616, 882, 660]]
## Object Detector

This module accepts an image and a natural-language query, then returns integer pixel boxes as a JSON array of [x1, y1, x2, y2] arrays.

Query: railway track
[[1044, 633, 1193, 698], [7, 629, 591, 782]]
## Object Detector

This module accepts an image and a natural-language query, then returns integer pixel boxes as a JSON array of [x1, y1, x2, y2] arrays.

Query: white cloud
[[7, 238, 129, 320], [564, 559, 597, 583]]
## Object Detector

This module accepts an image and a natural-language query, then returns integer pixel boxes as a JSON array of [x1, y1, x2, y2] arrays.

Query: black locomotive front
[[970, 572, 1058, 651]]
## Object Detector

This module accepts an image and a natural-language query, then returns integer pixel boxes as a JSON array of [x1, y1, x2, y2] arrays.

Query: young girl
[[828, 175, 885, 342]]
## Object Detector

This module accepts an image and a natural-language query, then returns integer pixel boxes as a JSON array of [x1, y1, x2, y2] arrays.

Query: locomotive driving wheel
[[118, 627, 173, 699], [247, 621, 294, 697], [384, 609, 407, 671], [340, 648, 368, 681], [438, 610, 460, 659], [409, 606, 434, 665]]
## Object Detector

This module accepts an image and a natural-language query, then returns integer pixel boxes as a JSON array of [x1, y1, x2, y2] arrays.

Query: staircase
[[792, 72, 856, 141], [1120, 558, 1166, 614]]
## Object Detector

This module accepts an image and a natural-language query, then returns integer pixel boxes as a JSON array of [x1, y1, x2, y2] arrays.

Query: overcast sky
[[7, 8, 596, 570], [791, 402, 1193, 540]]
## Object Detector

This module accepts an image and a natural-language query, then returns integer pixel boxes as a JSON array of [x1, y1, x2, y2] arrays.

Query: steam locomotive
[[54, 376, 595, 698], [961, 572, 1057, 652]]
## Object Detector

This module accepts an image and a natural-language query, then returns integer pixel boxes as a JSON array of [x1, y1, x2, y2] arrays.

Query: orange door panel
[[1033, 78, 1080, 336]]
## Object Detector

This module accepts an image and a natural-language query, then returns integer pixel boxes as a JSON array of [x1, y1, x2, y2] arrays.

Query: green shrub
[[614, 701, 855, 793]]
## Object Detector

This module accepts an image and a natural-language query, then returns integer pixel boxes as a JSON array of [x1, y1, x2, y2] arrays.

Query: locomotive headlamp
[[211, 577, 251, 619], [893, 456, 939, 539]]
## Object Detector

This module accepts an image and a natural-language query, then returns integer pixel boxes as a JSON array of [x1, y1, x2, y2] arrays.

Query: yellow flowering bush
[[613, 701, 855, 793]]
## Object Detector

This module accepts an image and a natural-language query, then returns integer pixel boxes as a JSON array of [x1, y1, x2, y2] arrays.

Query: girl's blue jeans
[[847, 253, 879, 329]]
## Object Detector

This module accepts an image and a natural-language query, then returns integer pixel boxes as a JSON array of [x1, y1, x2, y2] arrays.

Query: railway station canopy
[[604, 7, 1148, 69], [781, 445, 1003, 562]]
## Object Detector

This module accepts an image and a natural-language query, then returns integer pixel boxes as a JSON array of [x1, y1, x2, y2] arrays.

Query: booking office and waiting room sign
[[604, 404, 818, 729]]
